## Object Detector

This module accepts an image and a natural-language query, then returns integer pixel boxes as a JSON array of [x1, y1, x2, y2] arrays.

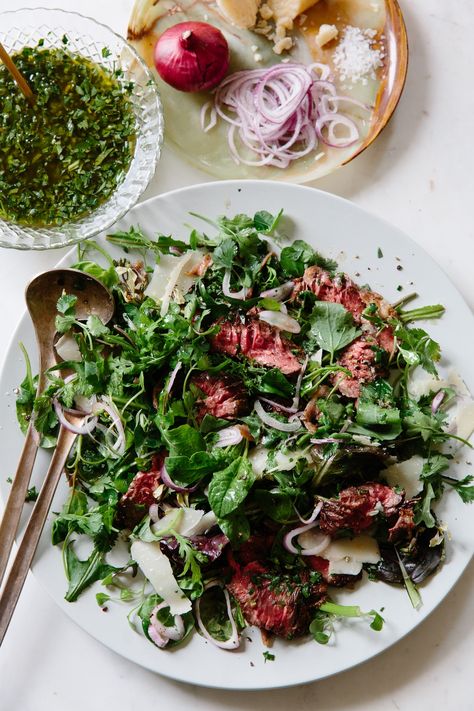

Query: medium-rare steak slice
[[117, 452, 164, 528], [318, 482, 403, 536], [211, 317, 301, 375], [190, 372, 249, 421], [292, 266, 396, 323], [227, 559, 327, 639]]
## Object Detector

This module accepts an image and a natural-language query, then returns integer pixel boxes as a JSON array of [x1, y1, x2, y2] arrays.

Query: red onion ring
[[222, 269, 249, 299], [283, 515, 329, 556], [161, 463, 199, 493], [215, 426, 245, 448], [202, 62, 364, 168], [254, 399, 301, 432], [431, 390, 445, 414], [294, 500, 323, 525], [150, 602, 185, 644], [53, 398, 98, 436], [195, 581, 240, 650], [166, 361, 182, 395], [260, 281, 294, 301]]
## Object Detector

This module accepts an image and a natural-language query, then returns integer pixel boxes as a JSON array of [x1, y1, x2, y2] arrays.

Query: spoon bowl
[[0, 268, 114, 590]]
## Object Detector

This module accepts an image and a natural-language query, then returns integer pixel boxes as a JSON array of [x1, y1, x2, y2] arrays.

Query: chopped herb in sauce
[[0, 43, 136, 226]]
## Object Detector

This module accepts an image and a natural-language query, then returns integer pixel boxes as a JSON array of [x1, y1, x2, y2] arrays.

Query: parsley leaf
[[280, 240, 337, 278]]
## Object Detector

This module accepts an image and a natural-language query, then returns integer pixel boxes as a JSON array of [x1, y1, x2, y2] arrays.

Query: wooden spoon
[[0, 40, 34, 105], [0, 269, 115, 589]]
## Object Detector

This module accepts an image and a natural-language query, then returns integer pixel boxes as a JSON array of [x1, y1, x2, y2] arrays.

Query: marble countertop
[[0, 1, 472, 709]]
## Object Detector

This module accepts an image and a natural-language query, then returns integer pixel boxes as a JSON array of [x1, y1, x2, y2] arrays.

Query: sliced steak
[[211, 318, 301, 375], [318, 482, 403, 536], [292, 266, 396, 323], [227, 559, 327, 639], [190, 372, 249, 421], [117, 452, 165, 529], [332, 336, 383, 398], [388, 502, 416, 542]]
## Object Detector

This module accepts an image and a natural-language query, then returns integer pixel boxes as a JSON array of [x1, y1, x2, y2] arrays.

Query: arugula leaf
[[208, 457, 255, 517], [309, 302, 361, 360], [259, 368, 293, 398], [64, 544, 118, 602], [73, 260, 119, 289], [280, 240, 337, 278], [16, 343, 36, 435], [414, 483, 436, 528]]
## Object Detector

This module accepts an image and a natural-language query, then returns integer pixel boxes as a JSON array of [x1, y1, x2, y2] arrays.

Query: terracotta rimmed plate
[[127, 0, 407, 183]]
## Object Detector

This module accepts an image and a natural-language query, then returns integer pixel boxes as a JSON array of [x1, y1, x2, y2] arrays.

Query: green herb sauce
[[0, 42, 136, 227]]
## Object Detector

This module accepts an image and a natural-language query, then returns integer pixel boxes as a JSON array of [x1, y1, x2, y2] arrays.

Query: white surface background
[[0, 1, 472, 709]]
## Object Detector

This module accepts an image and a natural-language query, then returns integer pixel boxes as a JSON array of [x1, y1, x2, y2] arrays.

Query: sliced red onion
[[166, 361, 182, 395], [215, 425, 244, 447], [316, 113, 359, 148], [203, 62, 361, 168], [294, 500, 323, 525], [148, 623, 167, 648], [298, 529, 331, 556], [222, 269, 248, 300], [195, 581, 240, 650], [311, 438, 340, 444], [53, 398, 98, 436], [283, 517, 330, 556], [150, 602, 185, 644], [283, 522, 318, 554], [259, 310, 300, 334], [161, 463, 199, 493], [93, 396, 125, 455], [431, 390, 445, 414], [258, 396, 298, 415], [258, 235, 282, 258], [291, 355, 308, 412], [254, 399, 301, 432], [260, 281, 295, 301]]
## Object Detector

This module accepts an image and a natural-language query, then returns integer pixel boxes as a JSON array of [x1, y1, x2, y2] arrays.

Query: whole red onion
[[154, 21, 230, 93]]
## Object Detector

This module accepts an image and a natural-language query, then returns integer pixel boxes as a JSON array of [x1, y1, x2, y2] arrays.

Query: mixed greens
[[16, 210, 474, 651]]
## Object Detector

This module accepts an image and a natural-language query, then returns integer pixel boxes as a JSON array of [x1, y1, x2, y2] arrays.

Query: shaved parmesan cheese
[[249, 446, 311, 476], [382, 455, 424, 499], [323, 535, 380, 576], [144, 250, 204, 317], [452, 401, 474, 442], [151, 508, 218, 537], [55, 334, 81, 362], [216, 0, 260, 28], [316, 24, 338, 47], [131, 540, 191, 615], [268, 0, 321, 24]]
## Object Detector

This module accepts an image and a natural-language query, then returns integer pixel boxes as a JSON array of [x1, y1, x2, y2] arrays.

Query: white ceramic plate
[[1, 181, 473, 690]]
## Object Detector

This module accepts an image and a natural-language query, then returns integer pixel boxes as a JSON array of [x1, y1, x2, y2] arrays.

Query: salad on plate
[[17, 209, 474, 652]]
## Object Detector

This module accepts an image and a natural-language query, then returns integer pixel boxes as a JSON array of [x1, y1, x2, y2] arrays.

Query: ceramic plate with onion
[[1, 181, 473, 690], [127, 0, 407, 183]]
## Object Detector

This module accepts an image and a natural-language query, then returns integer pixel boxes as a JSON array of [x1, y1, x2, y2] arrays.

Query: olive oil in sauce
[[0, 41, 136, 227]]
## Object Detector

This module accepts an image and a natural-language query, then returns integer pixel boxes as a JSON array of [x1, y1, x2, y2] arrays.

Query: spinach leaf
[[217, 511, 251, 547], [164, 425, 206, 457], [309, 302, 361, 359], [208, 457, 255, 517]]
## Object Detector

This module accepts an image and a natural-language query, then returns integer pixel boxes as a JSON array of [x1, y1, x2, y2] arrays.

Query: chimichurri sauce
[[0, 42, 136, 227]]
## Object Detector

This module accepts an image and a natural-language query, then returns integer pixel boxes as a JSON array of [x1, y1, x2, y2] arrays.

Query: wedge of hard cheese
[[267, 0, 322, 24], [216, 0, 261, 28]]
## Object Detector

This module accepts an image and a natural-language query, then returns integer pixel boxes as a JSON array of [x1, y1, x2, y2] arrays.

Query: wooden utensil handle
[[0, 41, 34, 105], [0, 425, 77, 646], [0, 369, 50, 588], [0, 422, 39, 588]]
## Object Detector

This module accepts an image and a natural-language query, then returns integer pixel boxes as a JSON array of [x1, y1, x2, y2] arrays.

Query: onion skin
[[154, 22, 230, 93]]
